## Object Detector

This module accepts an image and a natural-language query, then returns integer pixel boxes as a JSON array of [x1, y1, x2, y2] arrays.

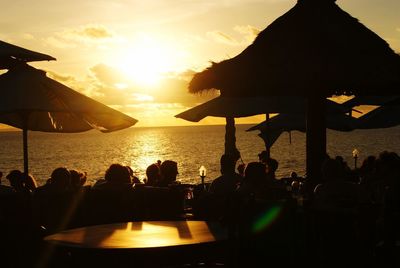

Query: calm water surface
[[0, 124, 399, 186]]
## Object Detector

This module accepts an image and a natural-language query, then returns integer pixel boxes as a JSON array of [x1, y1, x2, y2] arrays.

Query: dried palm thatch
[[0, 63, 137, 174], [189, 0, 400, 97]]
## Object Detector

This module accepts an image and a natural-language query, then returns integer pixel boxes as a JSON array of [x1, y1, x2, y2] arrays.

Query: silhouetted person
[[126, 165, 141, 184], [23, 173, 38, 192], [314, 158, 368, 210], [237, 162, 267, 199], [0, 170, 15, 194], [157, 160, 179, 187], [265, 158, 279, 179], [93, 163, 132, 191], [145, 163, 161, 186], [70, 169, 87, 190], [6, 170, 25, 192], [258, 150, 269, 164], [374, 151, 400, 263], [6, 170, 37, 194], [313, 158, 371, 265], [209, 154, 242, 195], [195, 155, 243, 220], [37, 167, 71, 193]]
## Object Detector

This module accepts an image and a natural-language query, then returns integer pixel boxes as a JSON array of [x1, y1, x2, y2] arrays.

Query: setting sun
[[113, 35, 181, 87]]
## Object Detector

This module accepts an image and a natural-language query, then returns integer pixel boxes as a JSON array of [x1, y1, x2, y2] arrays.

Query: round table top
[[44, 221, 228, 249]]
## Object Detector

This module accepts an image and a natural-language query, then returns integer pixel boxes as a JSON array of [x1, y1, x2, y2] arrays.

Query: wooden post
[[264, 113, 271, 158], [20, 112, 30, 175], [306, 95, 326, 193], [225, 117, 240, 160], [23, 124, 29, 175]]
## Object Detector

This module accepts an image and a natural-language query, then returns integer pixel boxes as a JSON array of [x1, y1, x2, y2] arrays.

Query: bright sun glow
[[113, 35, 181, 87]]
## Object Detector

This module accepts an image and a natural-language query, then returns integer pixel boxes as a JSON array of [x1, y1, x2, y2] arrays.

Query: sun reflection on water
[[126, 131, 165, 182]]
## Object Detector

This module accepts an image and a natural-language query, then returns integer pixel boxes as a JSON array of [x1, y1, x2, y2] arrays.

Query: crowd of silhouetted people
[[0, 160, 187, 267], [1, 150, 399, 267]]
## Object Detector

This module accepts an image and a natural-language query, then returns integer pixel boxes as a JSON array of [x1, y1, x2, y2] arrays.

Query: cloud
[[89, 63, 129, 86], [206, 25, 260, 46], [207, 31, 238, 46], [47, 70, 84, 89], [60, 24, 114, 41], [84, 63, 216, 106], [44, 24, 115, 49], [77, 25, 113, 39], [234, 25, 260, 43], [45, 62, 218, 128]]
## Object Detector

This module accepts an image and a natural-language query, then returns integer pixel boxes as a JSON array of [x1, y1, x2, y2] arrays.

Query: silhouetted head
[[244, 162, 266, 185], [70, 169, 86, 188], [105, 164, 131, 184], [6, 170, 24, 190], [125, 165, 140, 183], [160, 160, 178, 184], [220, 154, 236, 175], [23, 173, 37, 191], [266, 158, 279, 174], [360, 155, 376, 170], [146, 163, 160, 186], [50, 167, 71, 190]]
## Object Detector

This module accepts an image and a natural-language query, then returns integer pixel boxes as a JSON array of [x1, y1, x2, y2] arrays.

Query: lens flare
[[252, 205, 282, 233]]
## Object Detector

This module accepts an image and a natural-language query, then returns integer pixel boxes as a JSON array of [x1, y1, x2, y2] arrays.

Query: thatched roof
[[189, 0, 400, 97], [0, 64, 137, 133], [175, 96, 349, 122]]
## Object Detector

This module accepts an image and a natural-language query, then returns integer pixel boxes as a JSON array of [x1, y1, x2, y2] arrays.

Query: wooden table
[[44, 221, 229, 267]]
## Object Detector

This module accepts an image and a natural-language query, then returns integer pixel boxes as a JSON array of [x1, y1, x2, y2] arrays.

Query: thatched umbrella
[[176, 96, 349, 157], [189, 0, 400, 186], [0, 63, 138, 174], [246, 109, 356, 154], [0, 40, 55, 69]]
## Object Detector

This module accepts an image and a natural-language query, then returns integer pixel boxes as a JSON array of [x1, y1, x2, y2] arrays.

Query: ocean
[[0, 124, 399, 186]]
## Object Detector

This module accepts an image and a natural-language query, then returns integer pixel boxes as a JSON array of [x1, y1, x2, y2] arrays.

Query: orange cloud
[[206, 25, 260, 46]]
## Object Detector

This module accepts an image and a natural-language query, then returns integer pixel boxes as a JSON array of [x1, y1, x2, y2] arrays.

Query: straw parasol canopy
[[176, 96, 349, 158], [189, 0, 400, 97], [188, 0, 400, 185], [246, 110, 356, 153], [0, 40, 56, 69], [0, 63, 138, 174], [175, 96, 347, 122]]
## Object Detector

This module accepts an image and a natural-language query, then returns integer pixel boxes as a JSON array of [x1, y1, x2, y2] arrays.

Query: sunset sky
[[1, 0, 399, 128]]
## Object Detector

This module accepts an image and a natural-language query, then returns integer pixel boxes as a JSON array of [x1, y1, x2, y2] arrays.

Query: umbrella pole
[[306, 95, 326, 193], [225, 117, 240, 160], [23, 126, 29, 175], [264, 113, 271, 158]]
